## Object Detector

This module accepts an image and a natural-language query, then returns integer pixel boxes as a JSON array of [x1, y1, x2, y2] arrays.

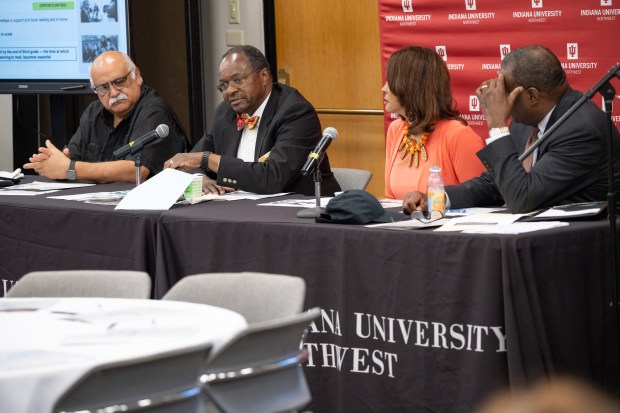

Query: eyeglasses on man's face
[[92, 70, 133, 96], [216, 68, 261, 93]]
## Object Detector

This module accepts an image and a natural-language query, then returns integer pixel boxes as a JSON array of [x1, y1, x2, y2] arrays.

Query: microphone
[[301, 127, 338, 176], [113, 124, 169, 159]]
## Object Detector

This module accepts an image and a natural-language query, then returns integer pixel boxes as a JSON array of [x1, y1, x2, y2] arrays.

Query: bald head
[[89, 51, 136, 86]]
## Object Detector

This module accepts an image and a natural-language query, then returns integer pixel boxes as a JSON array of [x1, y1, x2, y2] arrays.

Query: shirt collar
[[246, 91, 271, 120], [537, 104, 556, 134]]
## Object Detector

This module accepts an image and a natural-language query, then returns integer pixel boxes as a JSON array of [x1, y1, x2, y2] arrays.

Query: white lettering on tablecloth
[[1, 279, 16, 296], [304, 309, 507, 378]]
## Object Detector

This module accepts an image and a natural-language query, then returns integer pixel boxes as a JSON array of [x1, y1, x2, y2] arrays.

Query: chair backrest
[[53, 343, 212, 413], [6, 270, 152, 299], [332, 167, 373, 191], [202, 307, 321, 413], [162, 272, 306, 324]]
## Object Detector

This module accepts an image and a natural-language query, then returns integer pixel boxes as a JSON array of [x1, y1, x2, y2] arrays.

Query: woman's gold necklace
[[398, 125, 430, 168]]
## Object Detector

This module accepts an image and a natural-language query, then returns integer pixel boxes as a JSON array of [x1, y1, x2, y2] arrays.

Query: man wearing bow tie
[[164, 45, 340, 196]]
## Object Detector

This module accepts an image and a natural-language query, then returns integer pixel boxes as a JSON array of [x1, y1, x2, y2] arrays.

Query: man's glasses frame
[[216, 68, 262, 93], [92, 70, 133, 96]]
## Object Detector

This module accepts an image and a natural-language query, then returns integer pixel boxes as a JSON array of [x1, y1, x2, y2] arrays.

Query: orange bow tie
[[236, 114, 260, 131]]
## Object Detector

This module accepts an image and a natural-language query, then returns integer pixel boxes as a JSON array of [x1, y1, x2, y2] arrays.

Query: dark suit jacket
[[192, 83, 340, 196], [446, 87, 620, 213]]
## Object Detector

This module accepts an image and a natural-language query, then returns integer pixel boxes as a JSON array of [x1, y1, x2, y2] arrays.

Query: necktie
[[522, 126, 540, 172], [236, 113, 260, 131]]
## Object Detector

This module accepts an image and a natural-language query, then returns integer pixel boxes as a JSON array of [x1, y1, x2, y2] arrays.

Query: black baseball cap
[[316, 190, 407, 224]]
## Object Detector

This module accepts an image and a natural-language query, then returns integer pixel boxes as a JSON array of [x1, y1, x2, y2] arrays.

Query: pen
[[446, 209, 466, 214]]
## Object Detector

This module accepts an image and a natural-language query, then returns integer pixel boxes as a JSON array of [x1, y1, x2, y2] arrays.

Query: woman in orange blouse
[[383, 46, 485, 200]]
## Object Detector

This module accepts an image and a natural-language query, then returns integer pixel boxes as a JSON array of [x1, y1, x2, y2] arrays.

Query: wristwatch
[[66, 160, 76, 181], [488, 127, 510, 139], [200, 151, 212, 173]]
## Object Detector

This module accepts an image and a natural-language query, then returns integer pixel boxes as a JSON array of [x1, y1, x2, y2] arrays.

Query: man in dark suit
[[403, 45, 620, 214], [165, 45, 340, 196]]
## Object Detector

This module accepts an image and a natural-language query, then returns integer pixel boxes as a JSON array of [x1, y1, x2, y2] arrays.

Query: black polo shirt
[[67, 85, 187, 175]]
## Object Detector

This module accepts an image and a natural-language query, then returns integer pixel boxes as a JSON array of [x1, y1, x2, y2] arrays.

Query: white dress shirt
[[236, 92, 271, 162]]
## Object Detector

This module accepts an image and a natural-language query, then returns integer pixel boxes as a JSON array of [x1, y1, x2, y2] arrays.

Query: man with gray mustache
[[24, 51, 187, 183]]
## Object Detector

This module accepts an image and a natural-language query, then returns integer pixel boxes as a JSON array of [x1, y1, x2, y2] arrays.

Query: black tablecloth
[[1, 181, 618, 412], [0, 179, 161, 295], [155, 196, 619, 412]]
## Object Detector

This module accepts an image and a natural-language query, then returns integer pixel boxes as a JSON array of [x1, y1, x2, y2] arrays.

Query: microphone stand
[[601, 81, 620, 395], [519, 64, 620, 392], [134, 153, 142, 187], [297, 157, 325, 219]]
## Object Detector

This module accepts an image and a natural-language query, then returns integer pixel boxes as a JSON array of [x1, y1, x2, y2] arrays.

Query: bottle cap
[[430, 165, 441, 173]]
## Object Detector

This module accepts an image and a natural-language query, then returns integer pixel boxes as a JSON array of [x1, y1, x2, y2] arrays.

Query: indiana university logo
[[436, 46, 447, 61], [465, 0, 476, 11], [531, 0, 543, 8], [499, 44, 511, 60], [402, 0, 413, 12], [469, 95, 480, 112], [567, 43, 579, 60], [601, 0, 611, 5]]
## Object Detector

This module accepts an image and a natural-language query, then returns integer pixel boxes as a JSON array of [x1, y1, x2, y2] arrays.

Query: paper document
[[115, 168, 194, 210], [530, 201, 606, 220], [461, 221, 569, 234], [435, 213, 525, 232], [3, 181, 95, 191], [377, 198, 403, 209], [0, 190, 58, 196], [366, 218, 450, 230], [48, 191, 129, 205], [444, 207, 505, 217], [187, 191, 290, 204], [259, 197, 332, 208], [0, 168, 24, 180]]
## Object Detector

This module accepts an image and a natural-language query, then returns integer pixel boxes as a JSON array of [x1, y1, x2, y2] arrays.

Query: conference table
[[0, 180, 160, 296], [0, 296, 247, 413], [0, 177, 618, 412]]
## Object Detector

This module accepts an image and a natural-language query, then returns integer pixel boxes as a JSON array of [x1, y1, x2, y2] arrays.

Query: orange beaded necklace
[[398, 125, 430, 168]]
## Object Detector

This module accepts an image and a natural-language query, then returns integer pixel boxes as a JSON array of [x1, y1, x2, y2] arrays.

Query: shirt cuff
[[485, 132, 510, 145]]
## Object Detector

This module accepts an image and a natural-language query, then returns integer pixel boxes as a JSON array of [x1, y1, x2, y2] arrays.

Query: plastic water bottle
[[427, 166, 446, 215]]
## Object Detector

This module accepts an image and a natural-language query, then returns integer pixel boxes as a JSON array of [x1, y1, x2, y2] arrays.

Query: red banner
[[378, 0, 620, 138]]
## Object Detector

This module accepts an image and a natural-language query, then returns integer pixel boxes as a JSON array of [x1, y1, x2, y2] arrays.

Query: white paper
[[48, 191, 128, 202], [115, 168, 194, 210], [366, 218, 451, 230], [377, 198, 403, 209], [259, 197, 333, 208], [0, 190, 59, 196], [435, 213, 525, 232], [444, 207, 505, 217], [534, 207, 601, 219], [0, 168, 24, 179], [3, 181, 95, 191], [462, 221, 569, 234]]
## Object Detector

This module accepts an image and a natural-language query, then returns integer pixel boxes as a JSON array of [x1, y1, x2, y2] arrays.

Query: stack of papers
[[367, 211, 569, 234], [0, 181, 95, 196], [436, 213, 568, 234], [528, 201, 607, 220]]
